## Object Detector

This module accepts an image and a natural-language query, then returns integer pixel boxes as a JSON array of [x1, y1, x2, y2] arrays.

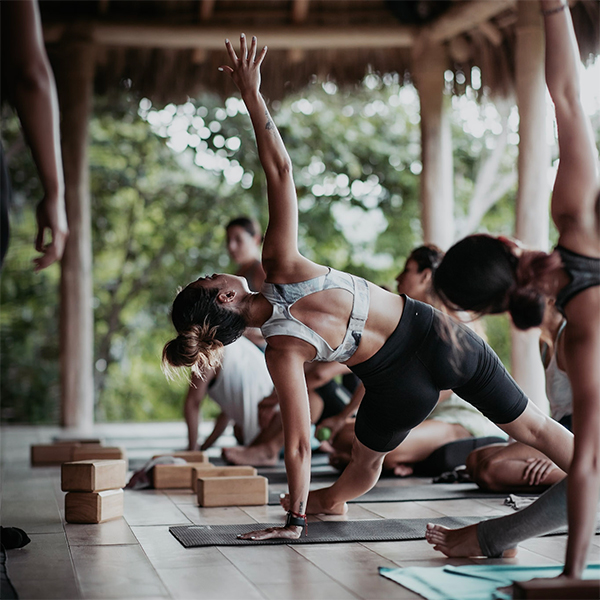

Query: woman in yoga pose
[[163, 34, 574, 541], [428, 0, 599, 579]]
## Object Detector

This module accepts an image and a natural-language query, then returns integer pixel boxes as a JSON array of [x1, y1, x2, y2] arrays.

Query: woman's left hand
[[237, 525, 302, 541], [219, 34, 268, 97]]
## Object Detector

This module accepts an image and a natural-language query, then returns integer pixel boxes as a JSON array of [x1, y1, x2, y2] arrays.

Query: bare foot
[[393, 464, 414, 477], [280, 487, 348, 515], [425, 523, 518, 558], [222, 445, 278, 467]]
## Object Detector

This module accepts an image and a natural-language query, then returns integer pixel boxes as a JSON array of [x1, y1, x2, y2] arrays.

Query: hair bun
[[162, 323, 224, 379], [508, 286, 545, 330]]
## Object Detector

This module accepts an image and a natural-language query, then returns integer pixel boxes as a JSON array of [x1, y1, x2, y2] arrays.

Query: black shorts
[[350, 296, 528, 452]]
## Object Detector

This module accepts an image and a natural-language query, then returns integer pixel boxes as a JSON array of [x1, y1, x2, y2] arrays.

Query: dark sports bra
[[554, 245, 600, 314]]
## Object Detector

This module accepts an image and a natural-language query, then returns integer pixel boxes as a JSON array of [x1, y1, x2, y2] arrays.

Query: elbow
[[275, 159, 293, 179], [15, 61, 51, 96], [284, 438, 312, 463]]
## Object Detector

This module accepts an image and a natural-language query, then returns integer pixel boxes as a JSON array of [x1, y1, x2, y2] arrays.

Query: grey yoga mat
[[170, 516, 483, 547], [267, 483, 513, 505], [169, 515, 579, 548]]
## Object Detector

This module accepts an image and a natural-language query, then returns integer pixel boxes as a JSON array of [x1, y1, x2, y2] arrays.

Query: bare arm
[[3, 0, 68, 270], [220, 36, 316, 280], [541, 0, 599, 248], [238, 339, 313, 541], [200, 411, 231, 451], [304, 361, 351, 391], [184, 373, 212, 451], [317, 382, 366, 442], [562, 289, 600, 578]]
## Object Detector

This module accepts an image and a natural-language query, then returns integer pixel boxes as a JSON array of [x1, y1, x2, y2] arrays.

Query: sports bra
[[554, 245, 600, 314], [260, 268, 370, 362]]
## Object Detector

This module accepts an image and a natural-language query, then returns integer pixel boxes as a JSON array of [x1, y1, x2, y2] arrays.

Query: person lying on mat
[[427, 0, 599, 579], [321, 245, 506, 476], [162, 34, 573, 541], [465, 301, 569, 493]]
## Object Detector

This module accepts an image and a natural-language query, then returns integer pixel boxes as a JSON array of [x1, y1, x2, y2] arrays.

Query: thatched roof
[[40, 0, 600, 105]]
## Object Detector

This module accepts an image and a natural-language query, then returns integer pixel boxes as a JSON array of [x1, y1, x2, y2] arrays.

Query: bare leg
[[222, 413, 284, 466], [382, 421, 471, 471], [468, 441, 565, 493], [281, 436, 385, 514]]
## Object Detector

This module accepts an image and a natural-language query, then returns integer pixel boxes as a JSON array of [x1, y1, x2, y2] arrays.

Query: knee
[[471, 456, 503, 492], [350, 439, 385, 472]]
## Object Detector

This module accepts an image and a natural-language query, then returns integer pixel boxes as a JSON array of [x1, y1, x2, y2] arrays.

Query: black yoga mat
[[170, 516, 483, 547], [267, 483, 514, 505], [170, 515, 584, 548]]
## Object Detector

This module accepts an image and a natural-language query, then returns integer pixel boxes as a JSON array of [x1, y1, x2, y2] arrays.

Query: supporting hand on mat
[[237, 525, 302, 541]]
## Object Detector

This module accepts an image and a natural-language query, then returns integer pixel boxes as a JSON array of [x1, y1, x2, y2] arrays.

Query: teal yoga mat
[[379, 563, 600, 600]]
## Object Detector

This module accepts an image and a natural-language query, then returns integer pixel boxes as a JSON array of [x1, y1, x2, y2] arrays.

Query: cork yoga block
[[152, 451, 208, 463], [65, 489, 124, 524], [53, 438, 103, 445], [153, 462, 215, 489], [31, 443, 103, 466], [61, 460, 127, 492], [71, 446, 126, 461], [197, 475, 268, 507], [513, 578, 600, 600], [192, 466, 257, 493]]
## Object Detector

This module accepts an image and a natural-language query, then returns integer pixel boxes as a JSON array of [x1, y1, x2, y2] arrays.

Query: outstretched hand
[[219, 34, 268, 96], [33, 196, 68, 271]]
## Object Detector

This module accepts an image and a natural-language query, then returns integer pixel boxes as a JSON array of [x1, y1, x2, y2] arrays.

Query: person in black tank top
[[428, 0, 600, 579]]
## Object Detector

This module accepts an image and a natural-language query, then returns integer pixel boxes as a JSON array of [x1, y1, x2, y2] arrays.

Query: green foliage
[[7, 67, 599, 423]]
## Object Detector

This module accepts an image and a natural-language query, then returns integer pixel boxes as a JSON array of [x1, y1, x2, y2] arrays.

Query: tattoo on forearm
[[264, 109, 274, 131]]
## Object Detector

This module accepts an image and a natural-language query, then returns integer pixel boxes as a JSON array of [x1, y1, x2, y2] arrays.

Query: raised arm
[[220, 36, 302, 276], [541, 0, 599, 247], [2, 0, 68, 270]]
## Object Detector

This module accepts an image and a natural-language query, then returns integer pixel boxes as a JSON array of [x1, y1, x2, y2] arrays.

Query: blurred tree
[[5, 67, 597, 424]]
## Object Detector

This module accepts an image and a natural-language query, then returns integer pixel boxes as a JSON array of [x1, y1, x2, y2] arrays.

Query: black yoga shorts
[[349, 295, 528, 453]]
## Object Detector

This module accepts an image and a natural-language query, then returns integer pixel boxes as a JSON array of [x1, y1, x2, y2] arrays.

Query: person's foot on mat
[[222, 445, 278, 467], [425, 523, 517, 558], [280, 488, 348, 516], [0, 527, 31, 550]]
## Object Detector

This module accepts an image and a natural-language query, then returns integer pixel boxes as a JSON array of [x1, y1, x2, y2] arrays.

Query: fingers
[[248, 35, 257, 62], [240, 33, 248, 60], [224, 38, 238, 63], [218, 65, 234, 75], [35, 224, 45, 252], [255, 44, 268, 66]]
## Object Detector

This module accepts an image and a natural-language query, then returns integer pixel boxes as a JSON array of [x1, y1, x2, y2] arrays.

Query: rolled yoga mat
[[170, 515, 588, 548]]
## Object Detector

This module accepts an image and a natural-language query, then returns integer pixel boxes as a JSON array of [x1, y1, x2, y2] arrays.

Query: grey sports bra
[[260, 268, 370, 362], [554, 245, 600, 314]]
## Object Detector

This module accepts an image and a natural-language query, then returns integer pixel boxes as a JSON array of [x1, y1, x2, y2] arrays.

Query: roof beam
[[424, 0, 515, 43], [44, 23, 417, 49]]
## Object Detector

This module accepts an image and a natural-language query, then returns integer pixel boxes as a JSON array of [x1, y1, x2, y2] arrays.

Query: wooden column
[[54, 31, 95, 430], [512, 2, 550, 411], [413, 42, 455, 249]]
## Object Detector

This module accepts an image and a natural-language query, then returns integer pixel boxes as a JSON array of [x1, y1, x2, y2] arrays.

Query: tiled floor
[[2, 424, 597, 600]]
